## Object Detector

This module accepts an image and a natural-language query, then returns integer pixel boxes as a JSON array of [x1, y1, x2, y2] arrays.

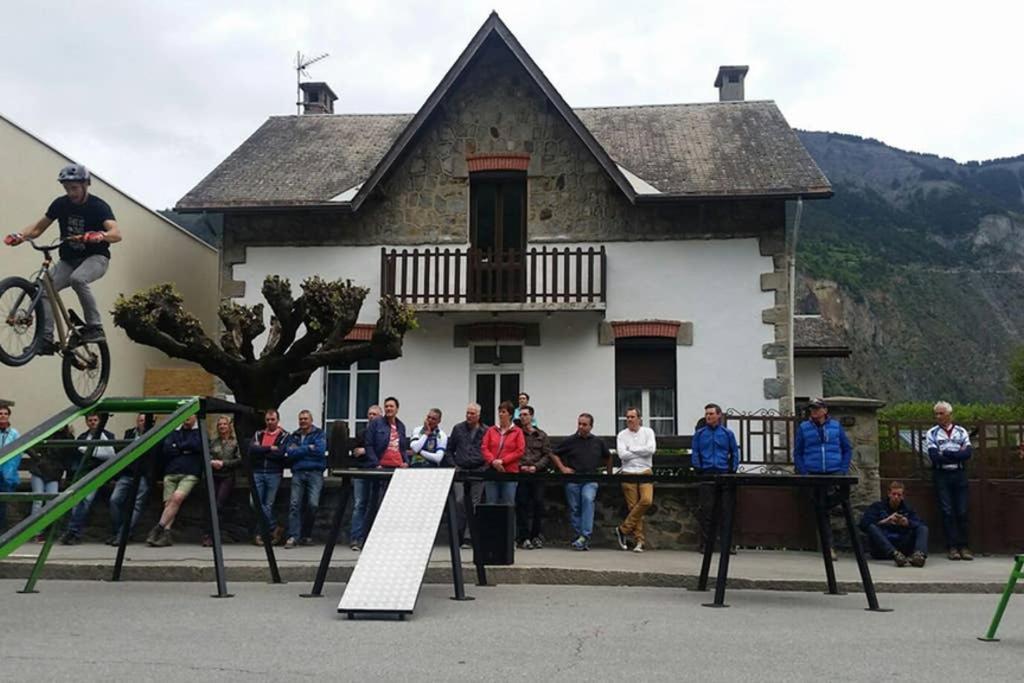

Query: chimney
[[714, 65, 748, 102], [299, 82, 338, 114]]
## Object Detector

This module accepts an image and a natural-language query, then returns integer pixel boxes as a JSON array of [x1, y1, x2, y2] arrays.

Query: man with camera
[[859, 480, 929, 567]]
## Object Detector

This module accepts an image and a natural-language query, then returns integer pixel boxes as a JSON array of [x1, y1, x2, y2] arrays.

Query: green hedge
[[880, 402, 1023, 422]]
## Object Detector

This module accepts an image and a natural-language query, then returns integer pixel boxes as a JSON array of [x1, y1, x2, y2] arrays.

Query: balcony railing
[[380, 246, 607, 307]]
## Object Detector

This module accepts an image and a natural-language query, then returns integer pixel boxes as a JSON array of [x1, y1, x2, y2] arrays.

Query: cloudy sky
[[2, 0, 1021, 209]]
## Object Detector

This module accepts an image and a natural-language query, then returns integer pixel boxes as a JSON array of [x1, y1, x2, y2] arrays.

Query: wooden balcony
[[380, 246, 607, 312]]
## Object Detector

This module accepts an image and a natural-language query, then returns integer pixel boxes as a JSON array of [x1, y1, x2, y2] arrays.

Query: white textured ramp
[[339, 468, 455, 615]]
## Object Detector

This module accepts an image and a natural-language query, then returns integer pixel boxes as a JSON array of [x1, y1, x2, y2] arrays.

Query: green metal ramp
[[0, 396, 201, 559]]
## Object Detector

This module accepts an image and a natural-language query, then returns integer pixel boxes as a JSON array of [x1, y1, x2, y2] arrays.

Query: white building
[[177, 14, 831, 436]]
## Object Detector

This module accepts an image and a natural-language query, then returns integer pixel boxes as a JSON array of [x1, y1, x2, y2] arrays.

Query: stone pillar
[[823, 396, 885, 546]]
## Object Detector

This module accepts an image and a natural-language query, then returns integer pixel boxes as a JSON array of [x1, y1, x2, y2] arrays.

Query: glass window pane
[[616, 388, 642, 421], [499, 373, 521, 407], [476, 373, 496, 427], [325, 373, 350, 421], [355, 372, 379, 419], [473, 346, 498, 365], [500, 180, 525, 251], [649, 388, 675, 419], [473, 182, 497, 251], [649, 418, 675, 436], [498, 345, 522, 364]]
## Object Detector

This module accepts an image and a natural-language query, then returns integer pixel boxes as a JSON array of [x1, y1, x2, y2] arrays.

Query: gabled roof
[[794, 315, 851, 358], [348, 12, 635, 211], [176, 13, 831, 212]]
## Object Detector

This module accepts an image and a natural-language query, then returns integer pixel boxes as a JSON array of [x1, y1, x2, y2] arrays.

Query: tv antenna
[[296, 51, 330, 114]]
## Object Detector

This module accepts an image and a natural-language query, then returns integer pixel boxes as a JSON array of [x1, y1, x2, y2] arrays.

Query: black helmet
[[57, 164, 90, 183]]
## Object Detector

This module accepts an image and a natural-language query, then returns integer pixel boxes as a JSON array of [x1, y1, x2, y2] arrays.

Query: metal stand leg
[[979, 556, 1023, 642], [302, 477, 349, 598], [249, 466, 283, 584], [447, 486, 473, 601], [465, 480, 488, 587], [703, 482, 736, 608], [696, 482, 722, 592], [18, 521, 61, 594], [200, 427, 232, 598], [839, 486, 890, 612], [111, 473, 141, 582], [814, 486, 844, 595]]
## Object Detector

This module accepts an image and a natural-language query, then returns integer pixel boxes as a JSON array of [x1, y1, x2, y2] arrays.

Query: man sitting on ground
[[859, 480, 928, 567], [147, 414, 203, 547]]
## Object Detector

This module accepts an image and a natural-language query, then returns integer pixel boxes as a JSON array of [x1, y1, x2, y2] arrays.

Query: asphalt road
[[0, 581, 1020, 681]]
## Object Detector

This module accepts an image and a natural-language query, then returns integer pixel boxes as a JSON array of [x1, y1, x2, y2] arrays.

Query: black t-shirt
[[45, 194, 115, 263], [554, 433, 611, 474]]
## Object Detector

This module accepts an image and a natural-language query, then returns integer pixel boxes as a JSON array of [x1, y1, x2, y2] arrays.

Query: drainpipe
[[787, 197, 804, 416]]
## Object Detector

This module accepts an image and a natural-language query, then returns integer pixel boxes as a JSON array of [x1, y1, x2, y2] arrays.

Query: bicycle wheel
[[0, 276, 43, 366], [61, 338, 110, 407]]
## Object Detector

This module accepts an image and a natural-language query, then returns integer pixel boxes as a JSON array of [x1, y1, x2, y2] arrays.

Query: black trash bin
[[475, 503, 515, 565]]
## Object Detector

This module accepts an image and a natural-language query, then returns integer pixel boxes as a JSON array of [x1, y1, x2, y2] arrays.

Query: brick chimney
[[299, 82, 338, 114], [714, 66, 748, 102]]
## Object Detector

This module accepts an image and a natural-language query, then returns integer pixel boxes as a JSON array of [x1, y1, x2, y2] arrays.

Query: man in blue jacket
[[147, 413, 203, 547], [692, 403, 739, 552], [859, 480, 928, 567], [284, 409, 327, 548], [0, 405, 23, 534], [792, 398, 853, 561]]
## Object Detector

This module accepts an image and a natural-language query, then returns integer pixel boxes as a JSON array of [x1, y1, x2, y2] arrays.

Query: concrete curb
[[0, 561, 1020, 594]]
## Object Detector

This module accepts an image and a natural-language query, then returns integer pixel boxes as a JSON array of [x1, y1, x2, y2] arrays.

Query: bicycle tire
[[0, 276, 43, 366], [61, 338, 110, 407]]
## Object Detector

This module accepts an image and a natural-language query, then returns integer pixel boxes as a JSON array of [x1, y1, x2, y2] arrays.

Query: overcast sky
[[2, 0, 1021, 209]]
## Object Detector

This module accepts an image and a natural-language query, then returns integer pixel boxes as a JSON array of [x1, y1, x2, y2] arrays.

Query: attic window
[[309, 91, 319, 102], [728, 73, 740, 83]]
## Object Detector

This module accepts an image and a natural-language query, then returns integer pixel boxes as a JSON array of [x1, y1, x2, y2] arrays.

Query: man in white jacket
[[409, 408, 448, 467], [614, 407, 657, 552]]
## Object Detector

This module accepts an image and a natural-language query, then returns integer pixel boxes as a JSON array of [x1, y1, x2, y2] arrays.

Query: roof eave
[[633, 188, 833, 203], [174, 201, 355, 214], [795, 347, 852, 358]]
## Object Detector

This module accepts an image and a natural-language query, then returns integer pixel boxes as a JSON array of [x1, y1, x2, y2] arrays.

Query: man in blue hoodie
[[793, 398, 853, 560], [284, 410, 327, 548], [147, 413, 203, 547], [859, 480, 928, 567], [691, 403, 740, 552]]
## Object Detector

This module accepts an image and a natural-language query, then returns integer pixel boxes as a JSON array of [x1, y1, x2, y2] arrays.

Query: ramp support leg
[[200, 425, 232, 598], [447, 486, 473, 601], [248, 462, 283, 584], [979, 556, 1024, 642], [302, 476, 350, 598]]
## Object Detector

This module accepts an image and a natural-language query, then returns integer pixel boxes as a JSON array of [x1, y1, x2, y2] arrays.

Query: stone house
[[177, 13, 831, 437]]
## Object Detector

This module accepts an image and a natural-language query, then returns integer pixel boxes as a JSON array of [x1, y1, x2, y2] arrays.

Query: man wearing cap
[[6, 164, 122, 351], [793, 398, 853, 561]]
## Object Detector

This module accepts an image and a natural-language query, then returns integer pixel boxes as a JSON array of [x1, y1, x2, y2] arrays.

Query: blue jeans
[[564, 481, 599, 539], [67, 488, 99, 537], [288, 470, 324, 540], [866, 524, 929, 558], [109, 474, 150, 538], [934, 469, 969, 549], [350, 476, 381, 544], [30, 476, 60, 516], [252, 471, 282, 532], [484, 481, 517, 505]]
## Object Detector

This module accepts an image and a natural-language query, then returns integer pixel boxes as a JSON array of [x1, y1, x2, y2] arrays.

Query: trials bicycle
[[0, 238, 110, 406]]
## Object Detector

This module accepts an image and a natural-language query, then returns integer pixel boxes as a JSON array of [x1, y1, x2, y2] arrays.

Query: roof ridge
[[268, 112, 414, 119], [575, 100, 776, 111]]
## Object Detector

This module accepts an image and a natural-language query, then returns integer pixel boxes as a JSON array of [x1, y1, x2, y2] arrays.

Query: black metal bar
[[112, 414, 155, 582], [813, 485, 842, 595], [302, 476, 350, 598], [446, 485, 473, 601], [704, 482, 736, 607], [696, 482, 722, 591], [248, 460, 283, 584], [464, 480, 488, 586], [839, 484, 891, 612], [33, 439, 135, 449], [200, 422, 232, 598]]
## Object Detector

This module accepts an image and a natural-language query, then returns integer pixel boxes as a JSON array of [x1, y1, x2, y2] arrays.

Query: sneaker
[[829, 547, 838, 562], [200, 534, 213, 548], [150, 528, 173, 547], [531, 536, 544, 549], [910, 551, 927, 567], [892, 551, 908, 567], [518, 538, 534, 550], [34, 339, 57, 356], [614, 526, 629, 551], [271, 525, 285, 545], [146, 524, 162, 545], [633, 542, 646, 553], [959, 547, 974, 561], [31, 534, 46, 543], [300, 537, 313, 546], [252, 535, 263, 547], [79, 325, 105, 342], [571, 535, 588, 551], [284, 537, 297, 549], [110, 535, 124, 547], [104, 535, 118, 546], [947, 548, 962, 561], [350, 541, 362, 552], [60, 532, 81, 545]]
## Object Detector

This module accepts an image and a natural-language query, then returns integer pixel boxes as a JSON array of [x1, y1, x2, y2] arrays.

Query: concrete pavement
[[1, 541, 1020, 593]]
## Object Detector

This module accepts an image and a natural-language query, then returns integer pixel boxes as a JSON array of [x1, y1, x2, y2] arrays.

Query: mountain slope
[[796, 131, 1024, 403]]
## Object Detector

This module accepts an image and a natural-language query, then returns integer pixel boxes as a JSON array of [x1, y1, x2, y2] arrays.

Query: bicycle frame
[[22, 248, 75, 352]]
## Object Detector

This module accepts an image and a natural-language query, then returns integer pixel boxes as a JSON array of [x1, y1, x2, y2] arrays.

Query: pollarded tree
[[112, 275, 416, 412]]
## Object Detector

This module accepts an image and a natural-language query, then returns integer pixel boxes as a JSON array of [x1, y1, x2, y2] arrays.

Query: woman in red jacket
[[482, 401, 525, 504]]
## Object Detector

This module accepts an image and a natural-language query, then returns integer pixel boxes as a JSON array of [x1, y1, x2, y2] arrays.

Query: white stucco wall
[[794, 357, 824, 400], [235, 237, 775, 433]]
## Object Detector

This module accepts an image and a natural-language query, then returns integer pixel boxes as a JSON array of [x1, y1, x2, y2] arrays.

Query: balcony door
[[469, 172, 526, 303]]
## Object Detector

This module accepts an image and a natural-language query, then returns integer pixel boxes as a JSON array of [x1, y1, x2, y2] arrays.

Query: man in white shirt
[[614, 407, 657, 552], [409, 408, 448, 467]]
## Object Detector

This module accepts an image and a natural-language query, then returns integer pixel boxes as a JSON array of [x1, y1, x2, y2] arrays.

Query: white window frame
[[323, 360, 381, 434], [469, 342, 524, 426]]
